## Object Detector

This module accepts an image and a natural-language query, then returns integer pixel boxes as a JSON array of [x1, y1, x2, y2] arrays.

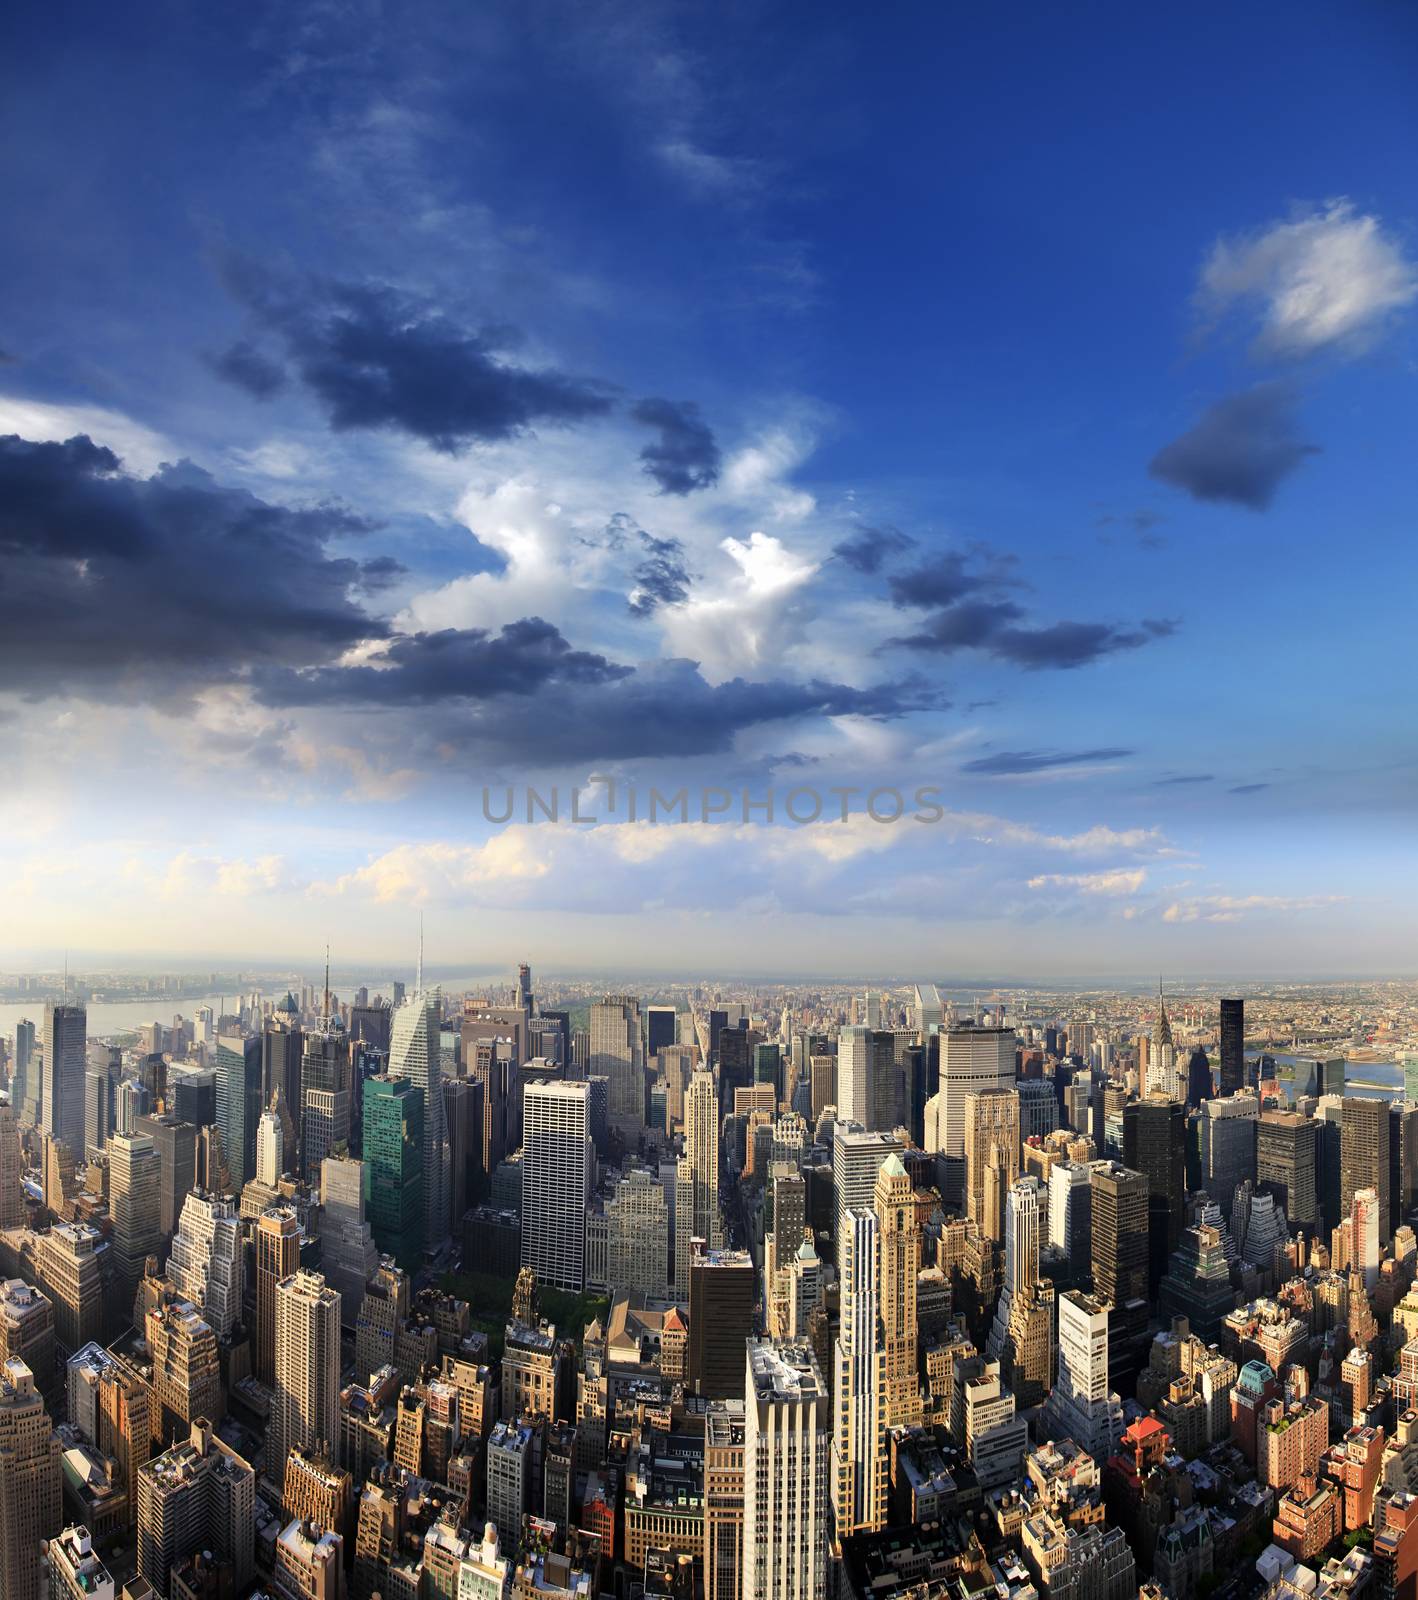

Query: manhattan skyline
[[3, 2, 1416, 972]]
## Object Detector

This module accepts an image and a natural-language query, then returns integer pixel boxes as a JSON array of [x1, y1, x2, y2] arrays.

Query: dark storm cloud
[[219, 262, 615, 451], [889, 601, 1176, 669], [207, 339, 288, 398], [832, 525, 916, 575], [889, 553, 993, 609], [255, 618, 631, 706], [0, 432, 380, 699], [431, 661, 940, 766], [629, 530, 693, 616], [962, 748, 1133, 775], [632, 398, 721, 494], [1149, 382, 1319, 510], [353, 555, 408, 592]]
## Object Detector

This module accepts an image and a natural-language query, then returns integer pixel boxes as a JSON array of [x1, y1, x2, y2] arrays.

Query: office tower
[[836, 1028, 897, 1132], [136, 1113, 199, 1240], [49, 1524, 115, 1600], [255, 1207, 301, 1386], [591, 996, 645, 1132], [318, 1156, 379, 1321], [705, 1400, 747, 1600], [0, 1100, 22, 1227], [832, 1126, 905, 1271], [43, 1133, 78, 1221], [1158, 1222, 1237, 1342], [136, 1419, 255, 1598], [34, 1222, 104, 1351], [1349, 1187, 1382, 1290], [170, 1068, 215, 1130], [964, 1088, 1020, 1238], [676, 1069, 723, 1290], [389, 977, 448, 1257], [363, 1076, 424, 1271], [932, 1026, 1016, 1204], [488, 1419, 534, 1547], [1220, 998, 1245, 1096], [1148, 986, 1175, 1096], [282, 1441, 353, 1537], [1040, 1290, 1125, 1464], [874, 1153, 922, 1430], [1047, 1160, 1093, 1275], [84, 1063, 114, 1157], [987, 1175, 1040, 1349], [718, 1025, 753, 1107], [12, 1018, 36, 1125], [689, 1245, 755, 1400], [443, 1076, 480, 1231], [1090, 1162, 1149, 1392], [271, 1270, 342, 1493], [1185, 1047, 1215, 1109], [302, 1012, 352, 1185], [0, 1280, 53, 1396], [166, 1191, 244, 1340], [1391, 1100, 1418, 1228], [115, 1076, 149, 1136], [1341, 1096, 1391, 1243], [606, 1167, 670, 1298], [263, 1015, 305, 1160], [214, 1035, 261, 1189], [110, 1131, 162, 1297], [255, 1107, 283, 1187], [832, 1207, 882, 1540], [1123, 1098, 1186, 1295], [1199, 1093, 1259, 1218], [743, 1340, 828, 1600], [0, 1360, 61, 1600], [521, 1079, 594, 1292], [913, 983, 945, 1036], [42, 1001, 86, 1160], [809, 1054, 834, 1121], [646, 1006, 677, 1057], [1258, 1111, 1319, 1232], [146, 1294, 222, 1443]]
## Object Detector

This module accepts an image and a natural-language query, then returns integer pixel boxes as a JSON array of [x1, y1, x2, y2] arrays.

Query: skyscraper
[[1220, 998, 1246, 1095], [256, 1107, 283, 1187], [874, 1153, 922, 1430], [271, 1270, 341, 1493], [1090, 1161, 1149, 1392], [214, 1035, 261, 1189], [1258, 1110, 1319, 1232], [363, 1075, 424, 1271], [301, 1013, 352, 1184], [1123, 1097, 1186, 1295], [676, 1069, 723, 1290], [166, 1190, 244, 1340], [836, 1027, 897, 1132], [135, 1418, 254, 1598], [590, 995, 645, 1132], [389, 976, 448, 1257], [1341, 1095, 1391, 1244], [255, 1207, 301, 1386], [0, 1359, 61, 1600], [521, 1078, 594, 1291], [689, 1245, 756, 1401], [831, 1206, 882, 1540], [930, 1025, 1016, 1207], [646, 1005, 677, 1057], [963, 1087, 1021, 1238], [109, 1131, 161, 1297], [42, 1001, 86, 1159], [1148, 985, 1174, 1096], [0, 1101, 23, 1228], [136, 1112, 199, 1239], [84, 1062, 113, 1157], [1040, 1290, 1124, 1462], [743, 1340, 828, 1600], [12, 1019, 36, 1127], [1199, 1093, 1259, 1218]]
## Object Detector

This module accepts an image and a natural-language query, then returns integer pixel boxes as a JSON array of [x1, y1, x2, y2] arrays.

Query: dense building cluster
[[3, 968, 1418, 1599]]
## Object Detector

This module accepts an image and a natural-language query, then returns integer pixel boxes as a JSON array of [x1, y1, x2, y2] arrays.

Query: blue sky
[[2, 0, 1415, 975]]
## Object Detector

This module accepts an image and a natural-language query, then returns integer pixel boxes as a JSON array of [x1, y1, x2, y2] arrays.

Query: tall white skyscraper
[[590, 996, 644, 1132], [166, 1191, 244, 1340], [676, 1069, 723, 1290], [521, 1079, 595, 1291], [934, 1026, 1017, 1158], [255, 1109, 283, 1187], [832, 1126, 904, 1272], [988, 1176, 1041, 1360], [744, 1340, 828, 1600], [270, 1269, 341, 1492], [831, 1206, 882, 1541], [389, 972, 448, 1257], [109, 1132, 160, 1297], [1040, 1288, 1124, 1462]]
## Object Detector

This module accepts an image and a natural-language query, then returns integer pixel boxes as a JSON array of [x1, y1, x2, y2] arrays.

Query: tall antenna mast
[[323, 944, 331, 1024]]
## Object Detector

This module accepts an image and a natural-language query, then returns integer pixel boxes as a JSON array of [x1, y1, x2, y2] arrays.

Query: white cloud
[[1161, 892, 1346, 924], [1028, 868, 1147, 896], [1201, 199, 1418, 358], [0, 394, 175, 475]]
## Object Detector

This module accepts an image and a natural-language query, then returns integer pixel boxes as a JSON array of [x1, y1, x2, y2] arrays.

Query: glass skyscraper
[[363, 1074, 424, 1270]]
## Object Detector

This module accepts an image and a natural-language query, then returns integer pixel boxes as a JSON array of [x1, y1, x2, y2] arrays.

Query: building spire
[[323, 943, 331, 1024]]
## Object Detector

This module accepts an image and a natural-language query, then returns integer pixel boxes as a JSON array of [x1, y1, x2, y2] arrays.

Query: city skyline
[[3, 3, 1416, 972]]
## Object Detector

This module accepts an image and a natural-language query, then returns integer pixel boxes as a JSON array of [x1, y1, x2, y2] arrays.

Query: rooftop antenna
[[323, 944, 331, 1025], [417, 912, 424, 993]]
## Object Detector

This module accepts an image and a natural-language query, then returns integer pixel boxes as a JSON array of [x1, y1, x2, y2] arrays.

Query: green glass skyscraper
[[363, 1074, 424, 1270]]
